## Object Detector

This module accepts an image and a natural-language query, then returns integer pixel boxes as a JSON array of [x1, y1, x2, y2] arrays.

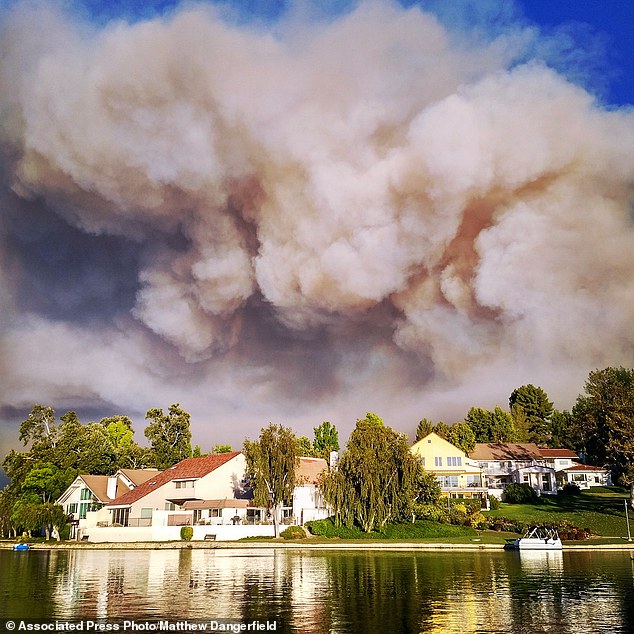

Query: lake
[[1, 548, 634, 633]]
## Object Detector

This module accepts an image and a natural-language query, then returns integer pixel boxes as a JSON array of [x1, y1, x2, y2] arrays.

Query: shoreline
[[3, 540, 634, 551]]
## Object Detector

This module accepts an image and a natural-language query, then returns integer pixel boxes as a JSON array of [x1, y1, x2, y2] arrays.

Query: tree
[[410, 462, 442, 520], [144, 403, 193, 469], [509, 385, 553, 445], [415, 419, 433, 442], [446, 422, 476, 453], [0, 488, 18, 538], [212, 444, 233, 454], [243, 424, 299, 538], [19, 405, 57, 452], [433, 422, 450, 439], [510, 404, 530, 443], [320, 414, 421, 532], [571, 367, 634, 504], [21, 463, 68, 504], [38, 503, 68, 541], [313, 421, 339, 461], [296, 436, 314, 457], [550, 409, 574, 449], [465, 407, 516, 443]]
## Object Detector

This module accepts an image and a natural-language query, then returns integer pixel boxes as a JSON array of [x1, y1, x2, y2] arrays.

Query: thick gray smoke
[[1, 1, 633, 449]]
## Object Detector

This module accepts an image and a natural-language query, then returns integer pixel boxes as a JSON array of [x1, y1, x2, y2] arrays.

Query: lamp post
[[625, 500, 632, 542]]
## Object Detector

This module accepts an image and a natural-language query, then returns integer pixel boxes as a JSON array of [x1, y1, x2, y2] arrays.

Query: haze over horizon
[[1, 0, 633, 468]]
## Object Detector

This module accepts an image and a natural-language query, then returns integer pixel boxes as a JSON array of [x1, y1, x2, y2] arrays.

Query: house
[[410, 433, 488, 506], [558, 463, 611, 489], [468, 443, 558, 498], [83, 452, 330, 542], [57, 468, 159, 538], [292, 457, 329, 525], [538, 448, 579, 472], [100, 452, 250, 533]]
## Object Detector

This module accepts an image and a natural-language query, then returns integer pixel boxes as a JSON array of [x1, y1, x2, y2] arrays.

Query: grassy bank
[[485, 486, 631, 538]]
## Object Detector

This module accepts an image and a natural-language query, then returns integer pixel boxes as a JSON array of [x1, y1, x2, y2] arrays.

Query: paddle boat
[[506, 526, 563, 550]]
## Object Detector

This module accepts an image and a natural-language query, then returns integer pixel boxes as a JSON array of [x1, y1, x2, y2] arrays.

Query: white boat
[[509, 526, 562, 550]]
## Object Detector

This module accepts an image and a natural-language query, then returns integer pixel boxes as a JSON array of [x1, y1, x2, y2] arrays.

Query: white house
[[82, 452, 330, 542], [558, 463, 611, 489], [292, 457, 329, 524], [468, 443, 557, 498], [57, 468, 159, 538]]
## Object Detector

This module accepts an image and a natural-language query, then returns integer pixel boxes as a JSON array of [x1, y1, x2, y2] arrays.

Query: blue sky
[[75, 0, 633, 106]]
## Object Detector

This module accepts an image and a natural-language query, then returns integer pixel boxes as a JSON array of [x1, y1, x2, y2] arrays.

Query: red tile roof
[[108, 452, 241, 507], [562, 463, 608, 472]]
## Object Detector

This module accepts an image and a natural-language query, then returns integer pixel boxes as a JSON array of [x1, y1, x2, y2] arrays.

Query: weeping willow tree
[[243, 424, 299, 538], [321, 413, 422, 533]]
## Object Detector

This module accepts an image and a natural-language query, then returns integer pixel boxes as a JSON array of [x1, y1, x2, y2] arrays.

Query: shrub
[[280, 525, 306, 540], [180, 526, 193, 541], [504, 483, 539, 504], [488, 495, 501, 510], [559, 482, 582, 497]]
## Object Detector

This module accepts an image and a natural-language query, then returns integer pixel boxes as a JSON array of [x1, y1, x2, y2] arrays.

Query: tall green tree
[[144, 403, 193, 469], [510, 404, 531, 443], [433, 422, 450, 439], [465, 407, 516, 443], [321, 414, 420, 532], [297, 436, 314, 457], [243, 424, 299, 538], [550, 409, 574, 449], [571, 367, 634, 503], [446, 422, 476, 453], [415, 419, 433, 442], [509, 385, 553, 445], [313, 421, 339, 461]]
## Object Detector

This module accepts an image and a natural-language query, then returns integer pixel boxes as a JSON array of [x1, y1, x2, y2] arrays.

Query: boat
[[506, 526, 562, 550], [13, 543, 29, 551]]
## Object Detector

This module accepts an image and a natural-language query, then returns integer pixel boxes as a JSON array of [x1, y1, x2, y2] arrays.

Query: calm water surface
[[1, 548, 634, 633]]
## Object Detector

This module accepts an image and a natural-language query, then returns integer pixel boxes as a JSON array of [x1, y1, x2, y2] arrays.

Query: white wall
[[84, 524, 275, 543]]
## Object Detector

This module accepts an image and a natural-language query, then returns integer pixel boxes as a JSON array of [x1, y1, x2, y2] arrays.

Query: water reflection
[[2, 548, 634, 633]]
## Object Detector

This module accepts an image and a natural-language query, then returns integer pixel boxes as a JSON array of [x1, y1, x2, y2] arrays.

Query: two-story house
[[57, 468, 159, 538], [411, 433, 488, 506]]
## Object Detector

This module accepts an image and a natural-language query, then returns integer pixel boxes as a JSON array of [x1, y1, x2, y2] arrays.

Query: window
[[523, 475, 529, 483], [80, 488, 93, 500], [175, 480, 195, 489], [210, 508, 221, 518], [193, 510, 203, 524], [165, 502, 176, 511], [440, 476, 459, 488], [140, 508, 153, 519], [79, 503, 88, 519], [447, 457, 462, 467], [421, 457, 426, 467], [67, 503, 78, 514], [435, 457, 443, 467], [112, 508, 130, 526]]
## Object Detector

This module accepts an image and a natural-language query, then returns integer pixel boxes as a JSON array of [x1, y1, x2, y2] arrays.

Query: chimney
[[107, 476, 118, 500]]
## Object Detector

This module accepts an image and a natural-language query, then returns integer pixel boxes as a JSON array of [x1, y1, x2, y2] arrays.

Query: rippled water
[[2, 548, 634, 633]]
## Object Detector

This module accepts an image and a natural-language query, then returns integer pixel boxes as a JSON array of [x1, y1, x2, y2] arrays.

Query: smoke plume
[[1, 1, 633, 449]]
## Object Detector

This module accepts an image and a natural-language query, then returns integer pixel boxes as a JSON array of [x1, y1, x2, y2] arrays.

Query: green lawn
[[485, 487, 632, 537]]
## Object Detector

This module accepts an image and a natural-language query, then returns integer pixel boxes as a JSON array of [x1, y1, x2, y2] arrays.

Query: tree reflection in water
[[1, 548, 634, 632]]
